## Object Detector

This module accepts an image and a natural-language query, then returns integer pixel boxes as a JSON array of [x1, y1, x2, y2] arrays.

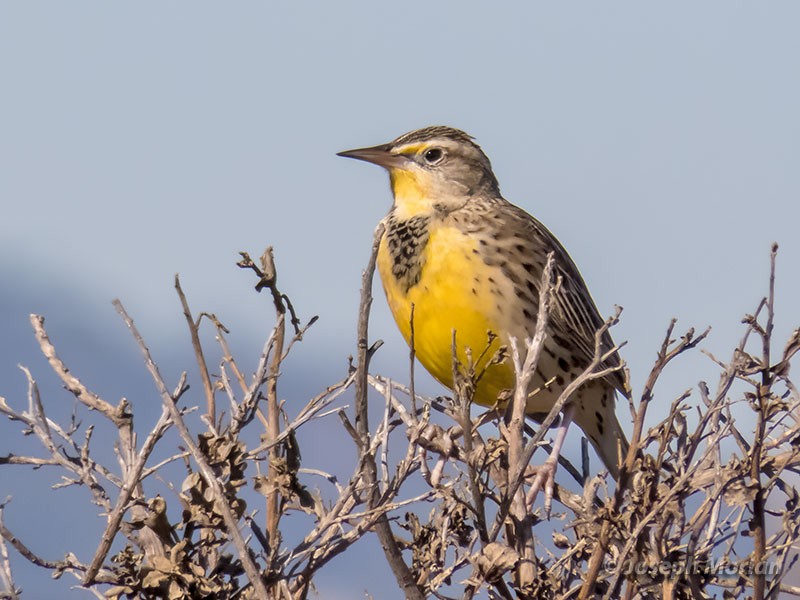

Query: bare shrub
[[1, 238, 798, 599]]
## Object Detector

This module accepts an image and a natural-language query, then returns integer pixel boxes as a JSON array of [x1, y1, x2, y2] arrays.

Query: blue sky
[[2, 3, 799, 597]]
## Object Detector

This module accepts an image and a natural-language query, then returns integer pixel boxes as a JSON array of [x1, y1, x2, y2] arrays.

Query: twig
[[110, 299, 269, 599], [353, 222, 424, 600], [82, 367, 183, 585], [0, 504, 18, 600], [29, 315, 129, 428], [256, 248, 287, 544], [505, 253, 555, 590], [175, 275, 216, 423], [750, 243, 779, 600], [1, 371, 114, 509], [579, 321, 709, 600]]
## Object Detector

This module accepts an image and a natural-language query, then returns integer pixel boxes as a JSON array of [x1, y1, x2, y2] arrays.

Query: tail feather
[[573, 385, 629, 480], [591, 412, 628, 480]]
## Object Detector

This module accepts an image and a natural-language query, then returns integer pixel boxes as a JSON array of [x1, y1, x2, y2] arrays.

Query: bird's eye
[[423, 148, 445, 165]]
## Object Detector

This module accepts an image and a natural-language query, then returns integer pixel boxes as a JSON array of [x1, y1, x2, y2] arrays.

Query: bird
[[338, 126, 628, 479]]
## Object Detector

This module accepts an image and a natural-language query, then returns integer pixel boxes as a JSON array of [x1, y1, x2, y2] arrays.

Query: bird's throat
[[389, 169, 433, 219]]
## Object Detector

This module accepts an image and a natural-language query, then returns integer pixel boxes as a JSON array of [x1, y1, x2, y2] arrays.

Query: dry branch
[[1, 245, 798, 600]]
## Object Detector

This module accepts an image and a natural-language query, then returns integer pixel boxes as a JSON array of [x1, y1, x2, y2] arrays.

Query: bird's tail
[[576, 396, 629, 480], [597, 413, 629, 480]]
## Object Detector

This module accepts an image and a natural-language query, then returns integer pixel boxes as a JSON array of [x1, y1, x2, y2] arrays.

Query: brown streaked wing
[[500, 202, 627, 395]]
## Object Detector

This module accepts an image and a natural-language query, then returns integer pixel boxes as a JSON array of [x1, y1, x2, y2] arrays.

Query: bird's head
[[338, 126, 500, 218]]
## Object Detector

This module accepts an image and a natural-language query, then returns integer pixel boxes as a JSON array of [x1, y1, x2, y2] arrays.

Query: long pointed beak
[[336, 143, 408, 169]]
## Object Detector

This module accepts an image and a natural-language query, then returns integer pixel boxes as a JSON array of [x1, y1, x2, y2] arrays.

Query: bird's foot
[[524, 457, 559, 516]]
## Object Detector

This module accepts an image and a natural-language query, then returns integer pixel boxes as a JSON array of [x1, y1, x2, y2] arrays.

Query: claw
[[525, 457, 558, 514], [524, 404, 575, 516]]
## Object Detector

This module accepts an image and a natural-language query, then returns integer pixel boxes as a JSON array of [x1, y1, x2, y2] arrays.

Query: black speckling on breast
[[384, 214, 431, 293]]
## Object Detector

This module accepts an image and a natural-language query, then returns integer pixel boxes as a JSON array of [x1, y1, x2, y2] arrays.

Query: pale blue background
[[2, 3, 799, 597]]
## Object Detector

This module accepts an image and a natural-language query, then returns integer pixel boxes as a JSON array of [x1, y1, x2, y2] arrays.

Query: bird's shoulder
[[446, 196, 562, 255]]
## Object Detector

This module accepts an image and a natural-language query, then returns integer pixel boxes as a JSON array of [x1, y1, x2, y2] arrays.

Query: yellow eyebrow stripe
[[394, 142, 429, 155]]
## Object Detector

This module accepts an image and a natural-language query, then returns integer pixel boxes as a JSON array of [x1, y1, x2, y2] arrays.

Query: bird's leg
[[525, 403, 576, 515]]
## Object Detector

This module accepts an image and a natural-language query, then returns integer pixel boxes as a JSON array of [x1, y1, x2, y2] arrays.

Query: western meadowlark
[[338, 126, 628, 478]]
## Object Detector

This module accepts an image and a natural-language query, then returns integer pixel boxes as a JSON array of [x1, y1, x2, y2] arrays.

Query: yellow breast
[[377, 223, 515, 405]]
